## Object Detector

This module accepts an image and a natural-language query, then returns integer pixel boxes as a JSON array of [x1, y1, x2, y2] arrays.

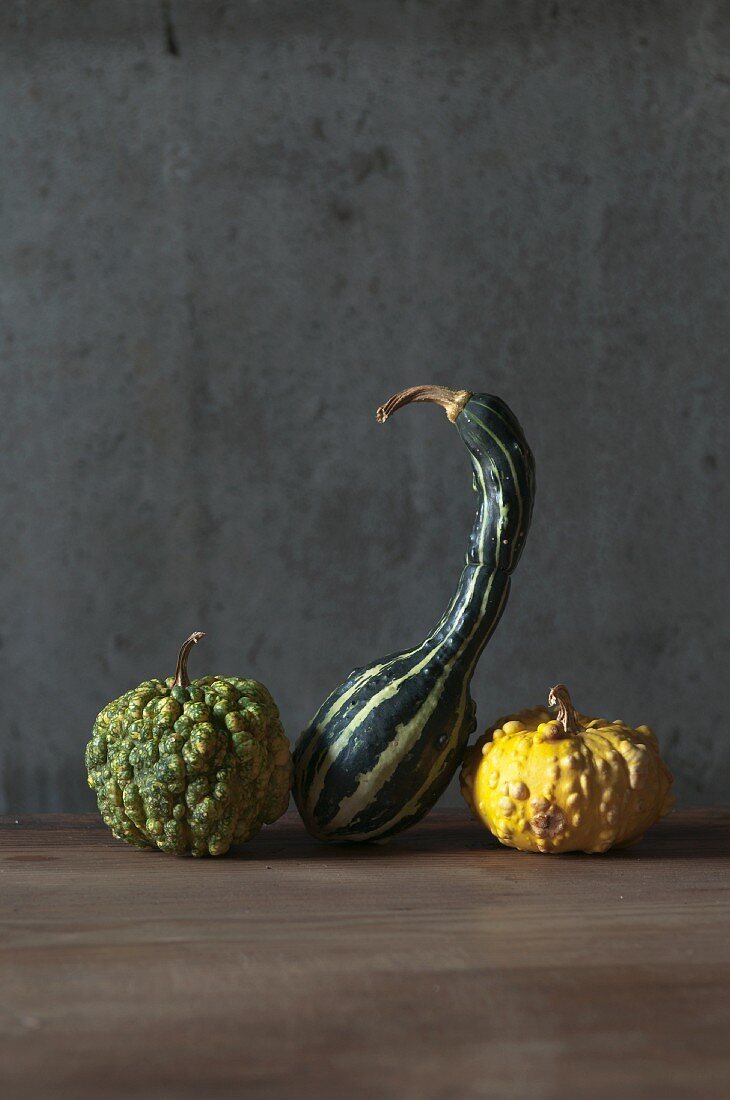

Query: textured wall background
[[1, 1, 728, 813]]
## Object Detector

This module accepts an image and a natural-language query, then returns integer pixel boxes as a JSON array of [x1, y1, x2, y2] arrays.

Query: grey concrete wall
[[1, 1, 728, 814]]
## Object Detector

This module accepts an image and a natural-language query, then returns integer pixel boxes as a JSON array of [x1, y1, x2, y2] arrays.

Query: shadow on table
[[228, 816, 497, 862], [228, 808, 729, 863], [612, 810, 730, 861]]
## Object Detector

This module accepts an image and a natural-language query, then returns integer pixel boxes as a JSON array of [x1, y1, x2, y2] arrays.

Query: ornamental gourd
[[294, 385, 536, 842], [85, 632, 292, 856], [460, 683, 673, 853]]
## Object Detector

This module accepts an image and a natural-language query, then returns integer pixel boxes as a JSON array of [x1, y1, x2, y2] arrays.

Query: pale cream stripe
[[301, 563, 485, 819], [327, 576, 509, 840]]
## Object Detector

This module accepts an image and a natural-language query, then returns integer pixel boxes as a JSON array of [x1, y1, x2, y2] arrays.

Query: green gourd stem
[[548, 684, 583, 736], [376, 385, 472, 425], [173, 632, 206, 688]]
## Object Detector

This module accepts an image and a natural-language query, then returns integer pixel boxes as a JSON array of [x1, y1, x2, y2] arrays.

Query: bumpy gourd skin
[[461, 695, 673, 854], [86, 676, 292, 856]]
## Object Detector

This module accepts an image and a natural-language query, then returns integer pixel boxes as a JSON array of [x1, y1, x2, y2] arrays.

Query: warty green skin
[[86, 675, 292, 856]]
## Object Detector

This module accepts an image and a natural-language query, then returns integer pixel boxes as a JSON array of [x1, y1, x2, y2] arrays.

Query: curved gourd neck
[[377, 385, 535, 677], [456, 394, 535, 574], [422, 563, 509, 670]]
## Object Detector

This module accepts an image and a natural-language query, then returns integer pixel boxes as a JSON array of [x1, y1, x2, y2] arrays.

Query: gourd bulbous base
[[294, 564, 508, 842]]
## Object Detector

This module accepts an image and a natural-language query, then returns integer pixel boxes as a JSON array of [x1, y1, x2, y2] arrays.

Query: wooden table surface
[[1, 809, 728, 1099]]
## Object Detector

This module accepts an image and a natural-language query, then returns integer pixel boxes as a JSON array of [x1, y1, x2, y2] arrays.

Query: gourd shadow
[[227, 813, 498, 862], [227, 837, 500, 862], [226, 810, 730, 862], [605, 815, 730, 862]]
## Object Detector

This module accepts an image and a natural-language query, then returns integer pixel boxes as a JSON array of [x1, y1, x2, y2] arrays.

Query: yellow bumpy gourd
[[460, 684, 673, 854]]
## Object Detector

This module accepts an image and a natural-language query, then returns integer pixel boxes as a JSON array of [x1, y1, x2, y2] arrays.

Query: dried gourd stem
[[376, 385, 472, 425], [548, 683, 583, 736], [173, 631, 206, 688]]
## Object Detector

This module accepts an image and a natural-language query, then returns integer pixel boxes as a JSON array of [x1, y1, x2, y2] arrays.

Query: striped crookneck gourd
[[293, 384, 536, 842]]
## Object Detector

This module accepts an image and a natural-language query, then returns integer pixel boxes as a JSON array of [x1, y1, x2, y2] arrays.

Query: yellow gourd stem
[[548, 683, 583, 737], [376, 385, 472, 425], [173, 632, 206, 688]]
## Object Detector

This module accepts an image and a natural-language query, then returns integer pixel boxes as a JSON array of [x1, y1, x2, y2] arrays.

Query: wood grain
[[1, 809, 728, 1099]]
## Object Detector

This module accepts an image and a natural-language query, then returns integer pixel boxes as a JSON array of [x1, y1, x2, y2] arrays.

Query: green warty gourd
[[85, 632, 292, 856]]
